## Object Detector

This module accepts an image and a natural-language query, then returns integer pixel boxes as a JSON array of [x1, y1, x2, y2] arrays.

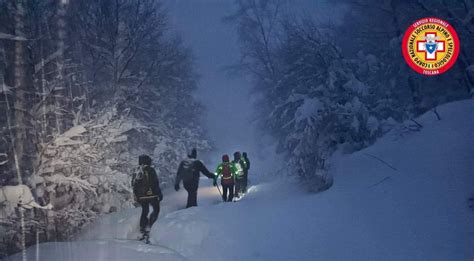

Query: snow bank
[[152, 99, 473, 260]]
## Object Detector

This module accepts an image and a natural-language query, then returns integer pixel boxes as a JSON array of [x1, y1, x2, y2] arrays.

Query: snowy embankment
[[5, 100, 473, 261]]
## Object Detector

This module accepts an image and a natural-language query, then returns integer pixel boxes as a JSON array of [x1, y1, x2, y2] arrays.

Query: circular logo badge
[[402, 17, 460, 76]]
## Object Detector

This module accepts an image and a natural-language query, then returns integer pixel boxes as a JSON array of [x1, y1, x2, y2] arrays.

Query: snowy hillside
[[5, 100, 473, 260]]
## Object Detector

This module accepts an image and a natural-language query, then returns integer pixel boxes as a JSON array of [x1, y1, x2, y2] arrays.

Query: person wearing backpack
[[174, 148, 217, 208], [216, 154, 238, 202], [232, 151, 247, 198], [131, 155, 163, 242], [242, 152, 251, 193]]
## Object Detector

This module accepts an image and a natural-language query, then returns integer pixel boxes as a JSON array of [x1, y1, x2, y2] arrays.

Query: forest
[[0, 0, 209, 255], [0, 0, 472, 259]]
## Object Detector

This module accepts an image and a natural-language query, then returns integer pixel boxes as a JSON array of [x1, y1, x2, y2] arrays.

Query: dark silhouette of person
[[132, 155, 163, 239], [232, 151, 247, 197], [242, 152, 251, 193], [175, 148, 217, 208]]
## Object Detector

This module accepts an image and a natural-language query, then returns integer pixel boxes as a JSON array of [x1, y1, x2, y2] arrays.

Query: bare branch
[[368, 176, 391, 188], [364, 153, 398, 171], [432, 107, 441, 121]]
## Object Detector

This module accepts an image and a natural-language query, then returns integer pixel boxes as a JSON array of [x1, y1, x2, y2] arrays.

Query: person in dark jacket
[[175, 148, 217, 208], [242, 152, 250, 193], [232, 151, 247, 198], [132, 155, 163, 240]]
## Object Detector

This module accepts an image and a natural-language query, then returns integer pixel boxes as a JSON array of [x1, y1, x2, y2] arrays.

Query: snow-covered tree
[[340, 0, 472, 115], [0, 0, 209, 257], [266, 19, 378, 189], [231, 0, 471, 191]]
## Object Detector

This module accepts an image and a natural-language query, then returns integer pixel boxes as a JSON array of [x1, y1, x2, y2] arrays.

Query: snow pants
[[242, 172, 248, 193], [221, 183, 234, 202], [139, 197, 160, 231], [184, 180, 199, 208], [235, 178, 244, 196]]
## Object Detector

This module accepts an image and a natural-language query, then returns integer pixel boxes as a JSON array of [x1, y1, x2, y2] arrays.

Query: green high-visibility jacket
[[216, 162, 238, 181], [232, 159, 247, 179]]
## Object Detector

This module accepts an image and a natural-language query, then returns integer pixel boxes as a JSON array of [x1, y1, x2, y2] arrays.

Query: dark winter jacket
[[242, 154, 250, 172], [175, 159, 215, 186]]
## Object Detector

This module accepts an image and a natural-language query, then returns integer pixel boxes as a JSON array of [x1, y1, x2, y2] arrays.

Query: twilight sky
[[162, 0, 343, 171], [163, 0, 260, 167]]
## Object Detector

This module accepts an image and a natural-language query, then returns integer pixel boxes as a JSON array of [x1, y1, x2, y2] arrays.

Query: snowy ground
[[5, 100, 473, 261]]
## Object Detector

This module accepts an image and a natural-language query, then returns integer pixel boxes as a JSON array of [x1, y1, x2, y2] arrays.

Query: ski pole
[[215, 182, 223, 199]]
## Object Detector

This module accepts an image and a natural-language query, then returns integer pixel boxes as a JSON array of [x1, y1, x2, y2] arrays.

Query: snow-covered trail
[[4, 179, 223, 261], [76, 178, 222, 241], [1, 239, 184, 261]]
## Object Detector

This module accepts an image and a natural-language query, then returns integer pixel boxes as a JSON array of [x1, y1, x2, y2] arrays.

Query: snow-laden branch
[[0, 185, 52, 210], [34, 50, 62, 73], [0, 84, 13, 95], [44, 174, 97, 196], [0, 153, 7, 165], [0, 32, 27, 41]]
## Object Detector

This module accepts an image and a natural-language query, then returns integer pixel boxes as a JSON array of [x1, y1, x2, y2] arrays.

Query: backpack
[[234, 161, 244, 178], [132, 166, 153, 198], [178, 159, 196, 182], [221, 163, 234, 185]]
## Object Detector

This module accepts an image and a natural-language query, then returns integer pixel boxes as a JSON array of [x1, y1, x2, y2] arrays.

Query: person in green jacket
[[232, 151, 247, 198], [216, 154, 238, 202]]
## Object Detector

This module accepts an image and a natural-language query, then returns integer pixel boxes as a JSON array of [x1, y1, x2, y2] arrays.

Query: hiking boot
[[138, 232, 147, 241]]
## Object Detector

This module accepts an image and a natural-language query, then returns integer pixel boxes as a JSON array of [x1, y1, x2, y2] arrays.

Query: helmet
[[222, 154, 230, 162]]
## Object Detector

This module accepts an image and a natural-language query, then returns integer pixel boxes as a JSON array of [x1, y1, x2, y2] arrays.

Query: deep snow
[[5, 100, 473, 261]]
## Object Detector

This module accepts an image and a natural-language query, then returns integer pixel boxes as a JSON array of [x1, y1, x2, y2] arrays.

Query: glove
[[158, 194, 163, 202], [174, 183, 180, 191], [133, 201, 140, 208]]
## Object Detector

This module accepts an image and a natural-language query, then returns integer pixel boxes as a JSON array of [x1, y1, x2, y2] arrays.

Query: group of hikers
[[131, 148, 251, 242], [213, 151, 250, 202]]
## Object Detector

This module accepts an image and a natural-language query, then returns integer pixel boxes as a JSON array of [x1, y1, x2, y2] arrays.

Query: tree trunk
[[12, 0, 36, 182]]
